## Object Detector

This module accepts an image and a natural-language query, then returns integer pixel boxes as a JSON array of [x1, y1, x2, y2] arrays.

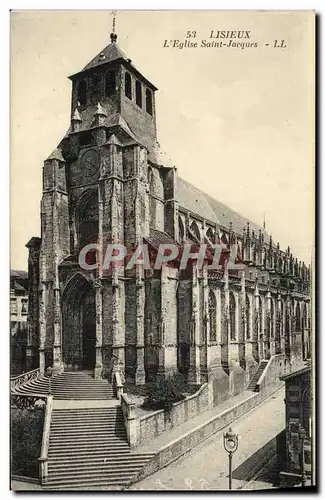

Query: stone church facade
[[26, 32, 311, 400]]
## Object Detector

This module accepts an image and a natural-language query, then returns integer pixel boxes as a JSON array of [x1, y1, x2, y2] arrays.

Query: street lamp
[[223, 427, 239, 490], [298, 425, 307, 487]]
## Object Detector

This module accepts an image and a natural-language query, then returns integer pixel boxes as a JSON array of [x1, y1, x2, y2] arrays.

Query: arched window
[[77, 80, 87, 105], [302, 302, 306, 331], [258, 296, 262, 335], [209, 290, 217, 342], [246, 294, 250, 339], [190, 220, 201, 242], [125, 72, 132, 99], [179, 216, 185, 243], [146, 88, 153, 115], [221, 232, 229, 245], [270, 299, 274, 337], [206, 227, 214, 244], [229, 292, 236, 341], [296, 303, 301, 331], [278, 301, 283, 336], [77, 190, 99, 250], [105, 71, 115, 97], [136, 80, 142, 107]]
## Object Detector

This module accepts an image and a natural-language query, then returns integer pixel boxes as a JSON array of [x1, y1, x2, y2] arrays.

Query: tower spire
[[263, 212, 266, 230], [110, 10, 118, 43]]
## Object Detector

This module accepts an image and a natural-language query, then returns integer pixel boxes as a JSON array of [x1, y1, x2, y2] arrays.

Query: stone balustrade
[[11, 391, 53, 484], [38, 395, 53, 484], [10, 368, 40, 391], [113, 370, 124, 401], [255, 354, 288, 394], [120, 392, 138, 447]]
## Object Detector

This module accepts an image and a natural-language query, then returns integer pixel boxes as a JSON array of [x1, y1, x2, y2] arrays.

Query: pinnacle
[[94, 102, 107, 117], [46, 148, 65, 162], [72, 108, 82, 122], [105, 134, 122, 147]]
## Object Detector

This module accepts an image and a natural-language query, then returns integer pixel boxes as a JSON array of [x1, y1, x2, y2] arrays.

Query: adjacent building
[[10, 270, 29, 374], [278, 364, 312, 486]]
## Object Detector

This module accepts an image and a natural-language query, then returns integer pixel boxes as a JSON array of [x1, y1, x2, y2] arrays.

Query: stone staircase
[[44, 407, 155, 490], [13, 371, 115, 400], [247, 360, 268, 391]]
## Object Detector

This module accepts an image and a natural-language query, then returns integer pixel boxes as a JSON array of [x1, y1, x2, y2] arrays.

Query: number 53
[[186, 31, 196, 38]]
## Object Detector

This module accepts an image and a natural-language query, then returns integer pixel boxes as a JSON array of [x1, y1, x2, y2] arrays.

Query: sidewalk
[[129, 388, 286, 491]]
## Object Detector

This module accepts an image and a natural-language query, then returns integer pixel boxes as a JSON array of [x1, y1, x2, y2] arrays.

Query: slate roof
[[70, 39, 157, 90], [10, 270, 28, 279], [176, 177, 268, 239], [14, 282, 27, 292], [145, 229, 178, 249], [82, 41, 129, 72]]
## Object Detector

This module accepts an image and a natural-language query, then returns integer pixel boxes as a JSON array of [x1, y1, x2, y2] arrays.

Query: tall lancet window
[[258, 296, 262, 336], [229, 292, 236, 341], [77, 190, 99, 250], [125, 72, 132, 99], [296, 303, 301, 331], [77, 80, 87, 105], [209, 290, 217, 342], [246, 294, 250, 339], [270, 298, 274, 337], [146, 88, 153, 115], [105, 71, 116, 97], [136, 80, 142, 107]]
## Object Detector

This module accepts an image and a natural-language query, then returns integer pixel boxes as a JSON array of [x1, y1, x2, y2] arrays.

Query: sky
[[10, 10, 314, 270]]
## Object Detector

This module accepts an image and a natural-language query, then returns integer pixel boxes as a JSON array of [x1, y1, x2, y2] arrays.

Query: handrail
[[255, 354, 286, 392], [10, 368, 40, 390], [256, 356, 275, 387], [11, 391, 52, 484], [120, 392, 137, 447], [38, 395, 53, 484]]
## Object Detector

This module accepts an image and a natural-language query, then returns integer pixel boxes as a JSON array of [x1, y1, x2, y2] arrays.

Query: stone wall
[[134, 383, 211, 447]]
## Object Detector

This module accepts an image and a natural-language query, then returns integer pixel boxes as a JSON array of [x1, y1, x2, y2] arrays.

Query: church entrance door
[[82, 290, 96, 369], [62, 274, 96, 372]]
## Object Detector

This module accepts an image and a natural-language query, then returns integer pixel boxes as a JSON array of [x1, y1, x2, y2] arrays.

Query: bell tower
[[68, 28, 158, 152]]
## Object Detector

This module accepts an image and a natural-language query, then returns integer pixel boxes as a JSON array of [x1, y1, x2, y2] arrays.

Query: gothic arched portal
[[61, 273, 96, 370]]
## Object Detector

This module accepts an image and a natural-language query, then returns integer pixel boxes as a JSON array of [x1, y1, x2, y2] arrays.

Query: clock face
[[80, 149, 99, 177]]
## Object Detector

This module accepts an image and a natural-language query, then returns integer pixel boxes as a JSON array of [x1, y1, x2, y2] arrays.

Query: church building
[[26, 29, 311, 402]]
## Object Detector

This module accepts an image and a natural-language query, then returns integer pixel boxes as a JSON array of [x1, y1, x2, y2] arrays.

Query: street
[[129, 388, 285, 491]]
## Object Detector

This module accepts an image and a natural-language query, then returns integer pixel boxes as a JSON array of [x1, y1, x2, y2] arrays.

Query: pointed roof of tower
[[72, 108, 82, 122], [46, 148, 65, 162], [69, 33, 157, 90], [104, 133, 123, 147], [82, 34, 129, 71], [94, 102, 107, 117]]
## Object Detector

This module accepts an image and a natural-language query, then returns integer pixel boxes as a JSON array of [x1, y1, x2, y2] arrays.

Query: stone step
[[50, 426, 125, 433], [48, 449, 133, 458], [49, 435, 127, 443], [48, 455, 154, 465], [50, 423, 125, 430], [48, 463, 145, 473], [43, 478, 127, 489], [49, 443, 130, 451], [44, 470, 136, 482]]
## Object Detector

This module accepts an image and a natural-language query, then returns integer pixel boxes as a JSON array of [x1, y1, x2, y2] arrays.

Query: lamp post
[[223, 427, 239, 490], [298, 425, 306, 487]]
